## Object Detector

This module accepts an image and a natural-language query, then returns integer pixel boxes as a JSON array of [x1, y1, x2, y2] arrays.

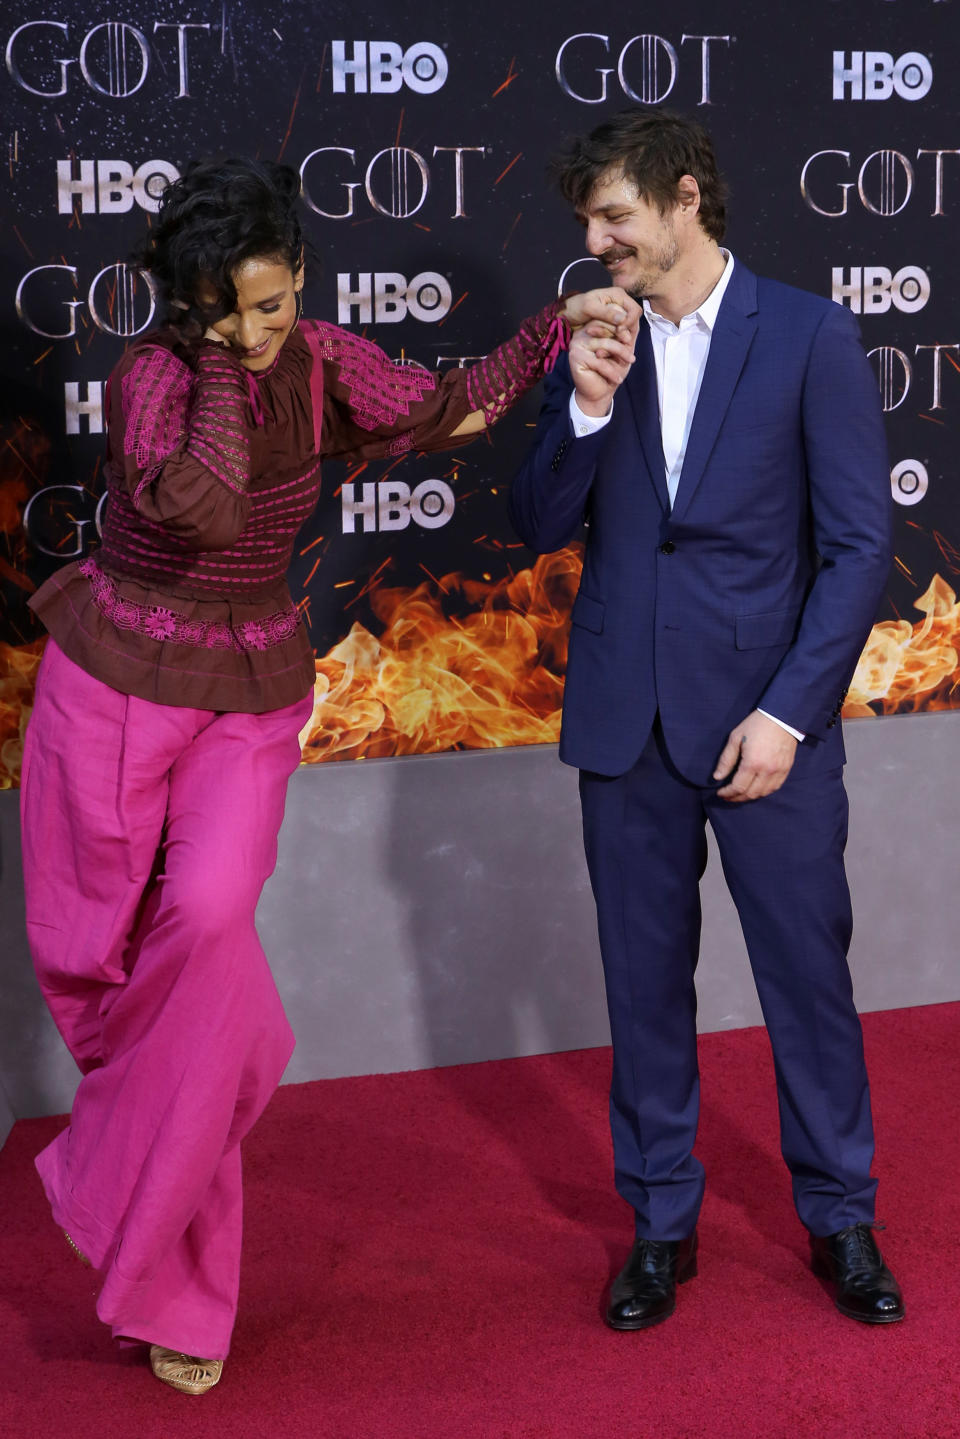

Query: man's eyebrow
[[582, 201, 632, 218]]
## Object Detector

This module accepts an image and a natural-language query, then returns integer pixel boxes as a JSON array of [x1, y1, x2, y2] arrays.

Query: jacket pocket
[[571, 590, 605, 634], [735, 607, 801, 650]]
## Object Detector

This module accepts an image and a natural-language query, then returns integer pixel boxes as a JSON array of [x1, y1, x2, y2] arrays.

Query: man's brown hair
[[552, 109, 728, 242]]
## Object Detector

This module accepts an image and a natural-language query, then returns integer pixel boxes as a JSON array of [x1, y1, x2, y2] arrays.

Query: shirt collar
[[643, 249, 734, 333]]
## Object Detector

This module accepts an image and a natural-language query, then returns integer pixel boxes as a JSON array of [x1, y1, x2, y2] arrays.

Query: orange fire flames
[[4, 560, 960, 789], [0, 641, 45, 790], [844, 573, 960, 715], [299, 547, 581, 761], [297, 562, 960, 761]]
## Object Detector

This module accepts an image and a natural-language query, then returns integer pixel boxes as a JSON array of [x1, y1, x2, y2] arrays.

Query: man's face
[[578, 170, 681, 300]]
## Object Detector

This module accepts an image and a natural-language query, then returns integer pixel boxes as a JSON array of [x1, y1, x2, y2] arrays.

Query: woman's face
[[200, 257, 304, 371]]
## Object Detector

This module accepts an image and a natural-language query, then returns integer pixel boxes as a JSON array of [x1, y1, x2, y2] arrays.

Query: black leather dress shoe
[[605, 1232, 698, 1330], [810, 1223, 904, 1324]]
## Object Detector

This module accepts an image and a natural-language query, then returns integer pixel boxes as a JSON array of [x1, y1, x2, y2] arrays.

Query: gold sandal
[[150, 1345, 224, 1396], [63, 1231, 90, 1266]]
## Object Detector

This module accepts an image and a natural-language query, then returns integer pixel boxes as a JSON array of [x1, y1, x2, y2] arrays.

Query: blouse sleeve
[[108, 341, 254, 551], [318, 298, 570, 461]]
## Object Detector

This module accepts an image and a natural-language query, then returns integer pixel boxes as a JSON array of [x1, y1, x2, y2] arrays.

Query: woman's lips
[[241, 337, 271, 357]]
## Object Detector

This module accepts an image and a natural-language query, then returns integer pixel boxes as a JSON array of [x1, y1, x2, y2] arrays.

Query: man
[[510, 109, 902, 1330]]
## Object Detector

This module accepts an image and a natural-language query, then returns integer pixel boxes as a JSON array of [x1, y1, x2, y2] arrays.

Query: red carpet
[[1, 1002, 958, 1439]]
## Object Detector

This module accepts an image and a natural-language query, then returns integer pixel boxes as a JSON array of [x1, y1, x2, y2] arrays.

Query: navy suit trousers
[[579, 720, 878, 1239]]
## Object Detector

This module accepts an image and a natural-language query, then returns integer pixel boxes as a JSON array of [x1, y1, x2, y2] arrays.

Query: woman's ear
[[294, 253, 305, 292]]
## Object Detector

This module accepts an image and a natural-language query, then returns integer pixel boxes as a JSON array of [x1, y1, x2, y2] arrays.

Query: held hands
[[561, 288, 640, 417], [713, 710, 798, 803]]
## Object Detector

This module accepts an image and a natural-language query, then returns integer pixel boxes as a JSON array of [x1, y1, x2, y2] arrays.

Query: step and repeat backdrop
[[1, 1, 956, 785]]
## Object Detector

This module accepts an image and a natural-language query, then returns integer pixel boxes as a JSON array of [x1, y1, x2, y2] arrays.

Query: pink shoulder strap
[[300, 320, 326, 453]]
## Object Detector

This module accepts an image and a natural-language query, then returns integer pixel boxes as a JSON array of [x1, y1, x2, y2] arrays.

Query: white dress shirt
[[567, 252, 804, 743]]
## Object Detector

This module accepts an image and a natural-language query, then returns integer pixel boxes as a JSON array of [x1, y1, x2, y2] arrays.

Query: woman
[[20, 157, 638, 1394]]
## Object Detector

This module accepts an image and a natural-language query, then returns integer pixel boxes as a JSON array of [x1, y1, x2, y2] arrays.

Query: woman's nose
[[236, 315, 263, 348]]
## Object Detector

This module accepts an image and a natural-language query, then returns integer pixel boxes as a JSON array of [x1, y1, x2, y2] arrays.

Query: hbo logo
[[891, 460, 928, 508], [337, 272, 452, 325], [832, 51, 932, 101], [331, 41, 447, 94], [341, 480, 455, 533], [57, 158, 179, 214], [831, 265, 930, 315]]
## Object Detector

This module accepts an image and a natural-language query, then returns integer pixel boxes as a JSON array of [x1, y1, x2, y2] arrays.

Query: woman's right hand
[[562, 287, 640, 343]]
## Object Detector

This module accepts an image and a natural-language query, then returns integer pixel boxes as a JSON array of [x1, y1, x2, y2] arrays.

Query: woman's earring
[[293, 290, 303, 331]]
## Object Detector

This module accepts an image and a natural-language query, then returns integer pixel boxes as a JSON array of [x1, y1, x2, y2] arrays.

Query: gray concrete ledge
[[1, 709, 958, 1124]]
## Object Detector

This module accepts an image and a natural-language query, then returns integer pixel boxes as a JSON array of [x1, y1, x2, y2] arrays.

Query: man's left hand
[[713, 710, 798, 802]]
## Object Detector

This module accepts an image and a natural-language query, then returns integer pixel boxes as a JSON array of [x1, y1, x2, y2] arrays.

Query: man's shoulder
[[752, 272, 849, 327]]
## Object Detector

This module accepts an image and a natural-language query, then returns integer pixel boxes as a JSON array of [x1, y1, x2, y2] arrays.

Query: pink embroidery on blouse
[[184, 349, 252, 495], [316, 324, 436, 432], [466, 303, 570, 424], [121, 350, 193, 498], [79, 558, 301, 653]]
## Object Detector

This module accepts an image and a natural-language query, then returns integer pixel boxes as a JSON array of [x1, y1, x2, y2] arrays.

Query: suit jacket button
[[659, 540, 676, 555]]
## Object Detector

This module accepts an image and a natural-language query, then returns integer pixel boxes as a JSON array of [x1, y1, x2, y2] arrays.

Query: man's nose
[[585, 220, 607, 256]]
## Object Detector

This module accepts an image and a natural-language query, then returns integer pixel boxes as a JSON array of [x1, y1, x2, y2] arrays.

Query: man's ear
[[676, 174, 702, 219]]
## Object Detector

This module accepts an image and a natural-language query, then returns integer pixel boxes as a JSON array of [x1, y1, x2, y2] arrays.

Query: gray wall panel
[[0, 1081, 13, 1149], [2, 710, 958, 1128]]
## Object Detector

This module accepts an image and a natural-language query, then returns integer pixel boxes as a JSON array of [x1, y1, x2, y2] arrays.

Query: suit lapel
[[624, 326, 669, 514], [670, 264, 759, 524]]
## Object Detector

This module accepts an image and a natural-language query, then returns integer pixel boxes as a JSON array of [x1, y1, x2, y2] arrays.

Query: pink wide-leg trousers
[[20, 640, 312, 1359]]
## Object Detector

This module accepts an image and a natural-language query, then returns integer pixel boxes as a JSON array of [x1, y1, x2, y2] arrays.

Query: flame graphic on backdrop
[[4, 556, 960, 788], [845, 573, 960, 715], [299, 547, 581, 761], [0, 641, 45, 790], [299, 561, 960, 759]]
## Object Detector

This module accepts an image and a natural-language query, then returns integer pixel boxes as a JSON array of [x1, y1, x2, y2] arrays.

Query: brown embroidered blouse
[[30, 304, 567, 713]]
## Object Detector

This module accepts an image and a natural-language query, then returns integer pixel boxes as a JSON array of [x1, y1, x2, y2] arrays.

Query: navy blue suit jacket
[[509, 262, 893, 783]]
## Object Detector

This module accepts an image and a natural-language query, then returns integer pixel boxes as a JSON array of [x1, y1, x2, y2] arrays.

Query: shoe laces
[[630, 1238, 675, 1278], [834, 1222, 883, 1272]]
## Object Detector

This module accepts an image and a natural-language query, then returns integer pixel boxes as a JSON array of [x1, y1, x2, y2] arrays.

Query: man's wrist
[[569, 392, 613, 434], [757, 708, 805, 743]]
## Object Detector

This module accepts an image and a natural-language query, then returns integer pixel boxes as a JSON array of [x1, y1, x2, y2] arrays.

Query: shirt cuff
[[569, 392, 613, 436], [757, 708, 806, 743]]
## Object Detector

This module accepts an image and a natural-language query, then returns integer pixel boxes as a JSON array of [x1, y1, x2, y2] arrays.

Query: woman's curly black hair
[[132, 157, 305, 335]]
